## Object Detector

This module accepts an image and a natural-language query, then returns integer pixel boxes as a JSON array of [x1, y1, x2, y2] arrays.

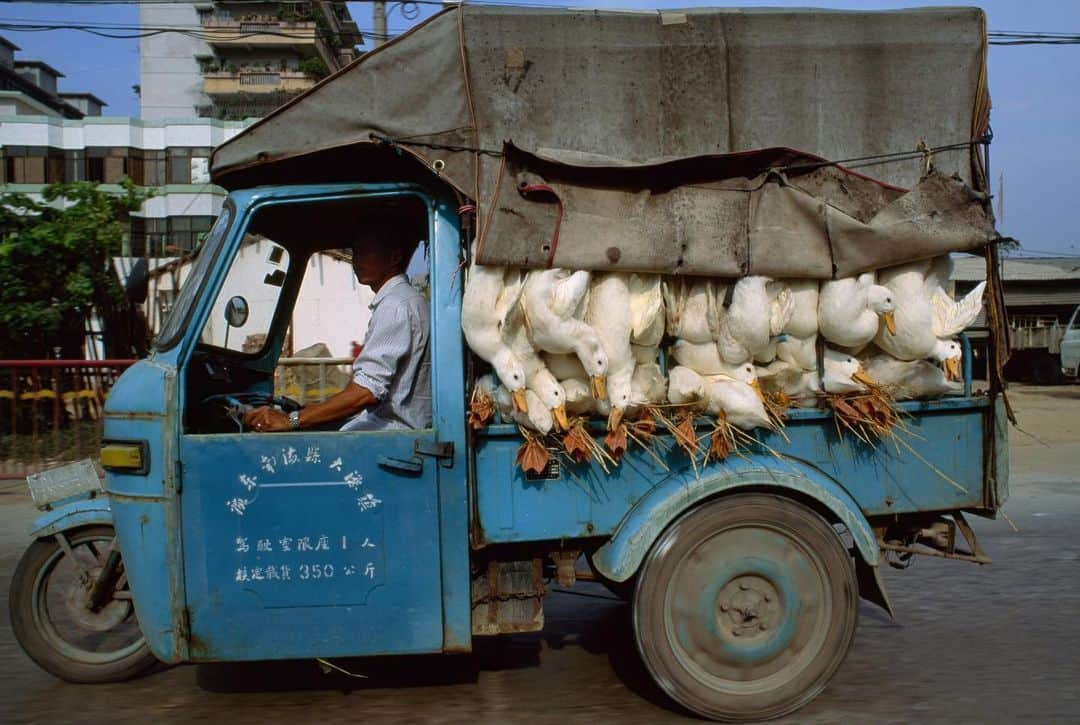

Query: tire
[[9, 525, 158, 683], [633, 493, 858, 722]]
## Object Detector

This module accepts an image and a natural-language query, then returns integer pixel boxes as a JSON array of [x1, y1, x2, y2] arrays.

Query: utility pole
[[373, 1, 387, 46]]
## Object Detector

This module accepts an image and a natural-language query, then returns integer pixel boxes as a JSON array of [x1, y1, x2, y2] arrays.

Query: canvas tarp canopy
[[210, 5, 995, 279]]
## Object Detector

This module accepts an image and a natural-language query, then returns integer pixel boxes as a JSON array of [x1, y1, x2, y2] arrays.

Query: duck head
[[531, 369, 569, 430], [492, 349, 528, 412], [577, 338, 610, 400], [823, 348, 876, 393], [929, 339, 963, 381], [866, 285, 897, 335], [729, 362, 766, 402]]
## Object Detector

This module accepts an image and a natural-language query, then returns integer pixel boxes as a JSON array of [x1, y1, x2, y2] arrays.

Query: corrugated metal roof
[[951, 255, 1080, 282]]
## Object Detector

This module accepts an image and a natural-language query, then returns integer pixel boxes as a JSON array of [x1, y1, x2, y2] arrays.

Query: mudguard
[[28, 497, 113, 539], [590, 458, 880, 584]]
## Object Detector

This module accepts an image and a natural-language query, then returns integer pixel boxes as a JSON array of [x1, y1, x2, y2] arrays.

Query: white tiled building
[[1, 114, 250, 255]]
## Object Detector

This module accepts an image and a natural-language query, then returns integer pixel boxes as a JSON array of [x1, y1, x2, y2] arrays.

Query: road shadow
[[194, 583, 685, 715]]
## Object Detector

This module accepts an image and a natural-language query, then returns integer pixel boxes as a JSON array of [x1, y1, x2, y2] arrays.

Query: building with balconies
[[140, 1, 360, 121]]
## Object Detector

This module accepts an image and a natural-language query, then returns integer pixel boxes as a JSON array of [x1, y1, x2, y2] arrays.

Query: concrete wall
[[148, 246, 373, 359], [139, 4, 209, 119]]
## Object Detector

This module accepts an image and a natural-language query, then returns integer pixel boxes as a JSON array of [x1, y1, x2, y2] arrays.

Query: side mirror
[[224, 295, 249, 328]]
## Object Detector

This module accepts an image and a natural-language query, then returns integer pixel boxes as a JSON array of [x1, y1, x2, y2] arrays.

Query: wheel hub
[[64, 566, 130, 632], [717, 575, 780, 639]]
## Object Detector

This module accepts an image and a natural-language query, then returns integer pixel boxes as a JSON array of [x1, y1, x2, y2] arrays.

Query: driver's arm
[[245, 296, 410, 432], [243, 382, 377, 432]]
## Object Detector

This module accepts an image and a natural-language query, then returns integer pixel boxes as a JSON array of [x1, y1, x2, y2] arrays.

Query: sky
[[1, 0, 1078, 257]]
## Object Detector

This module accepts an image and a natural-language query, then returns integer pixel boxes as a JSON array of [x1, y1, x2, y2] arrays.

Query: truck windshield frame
[[152, 200, 235, 352]]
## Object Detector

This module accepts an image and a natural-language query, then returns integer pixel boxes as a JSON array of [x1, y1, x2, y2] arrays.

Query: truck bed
[[470, 395, 1008, 547]]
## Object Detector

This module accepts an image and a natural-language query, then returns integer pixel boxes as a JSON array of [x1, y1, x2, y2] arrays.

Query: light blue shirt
[[342, 274, 432, 431]]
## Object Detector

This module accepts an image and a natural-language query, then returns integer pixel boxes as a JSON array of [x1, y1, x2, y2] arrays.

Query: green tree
[[0, 180, 152, 359]]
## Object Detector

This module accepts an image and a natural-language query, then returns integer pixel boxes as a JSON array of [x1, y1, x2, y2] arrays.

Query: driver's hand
[[244, 406, 290, 432]]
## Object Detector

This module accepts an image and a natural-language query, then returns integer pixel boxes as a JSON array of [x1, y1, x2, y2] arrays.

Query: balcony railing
[[201, 18, 320, 48], [203, 69, 319, 96]]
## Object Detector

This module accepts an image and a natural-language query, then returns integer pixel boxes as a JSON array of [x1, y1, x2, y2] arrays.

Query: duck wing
[[932, 281, 986, 337], [629, 274, 664, 342], [768, 285, 795, 337], [550, 269, 591, 319], [494, 268, 526, 331]]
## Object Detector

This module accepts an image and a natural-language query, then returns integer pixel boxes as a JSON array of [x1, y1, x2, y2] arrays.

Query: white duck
[[663, 278, 722, 344], [717, 276, 793, 365], [752, 280, 797, 364], [863, 355, 962, 399], [819, 272, 897, 351], [461, 250, 529, 411], [489, 378, 554, 434], [668, 365, 709, 407], [670, 338, 727, 375], [586, 273, 637, 429], [520, 268, 609, 399], [667, 363, 772, 431], [627, 362, 667, 415], [872, 262, 937, 360], [874, 256, 984, 372], [498, 304, 568, 427], [822, 347, 877, 394], [758, 347, 877, 400], [775, 279, 820, 371], [629, 274, 665, 364], [929, 339, 964, 383], [560, 377, 598, 417]]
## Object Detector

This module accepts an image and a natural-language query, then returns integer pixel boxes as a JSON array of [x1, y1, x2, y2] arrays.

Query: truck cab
[[104, 183, 475, 660]]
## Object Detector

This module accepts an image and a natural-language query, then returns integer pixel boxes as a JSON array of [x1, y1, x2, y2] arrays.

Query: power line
[[0, 19, 407, 40], [989, 31, 1080, 46]]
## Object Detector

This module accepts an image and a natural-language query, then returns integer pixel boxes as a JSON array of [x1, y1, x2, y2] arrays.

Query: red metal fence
[[0, 360, 135, 479], [0, 357, 355, 479]]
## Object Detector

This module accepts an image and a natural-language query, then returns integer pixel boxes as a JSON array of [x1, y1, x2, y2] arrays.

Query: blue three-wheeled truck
[[9, 6, 1011, 721]]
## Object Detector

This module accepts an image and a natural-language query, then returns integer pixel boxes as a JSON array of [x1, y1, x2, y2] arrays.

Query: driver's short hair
[[351, 214, 424, 269]]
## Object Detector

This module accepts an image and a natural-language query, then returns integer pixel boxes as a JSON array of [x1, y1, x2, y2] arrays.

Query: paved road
[[1, 385, 1078, 723]]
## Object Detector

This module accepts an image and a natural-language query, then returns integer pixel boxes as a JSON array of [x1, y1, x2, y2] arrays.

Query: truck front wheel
[[633, 493, 857, 721]]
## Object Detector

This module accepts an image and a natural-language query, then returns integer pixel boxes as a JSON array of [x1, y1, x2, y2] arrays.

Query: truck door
[[176, 192, 447, 661]]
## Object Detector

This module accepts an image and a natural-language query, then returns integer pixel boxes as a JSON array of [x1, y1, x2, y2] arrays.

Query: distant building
[[140, 1, 361, 120], [0, 37, 93, 118], [952, 255, 1080, 323], [1, 114, 249, 255], [952, 254, 1080, 381]]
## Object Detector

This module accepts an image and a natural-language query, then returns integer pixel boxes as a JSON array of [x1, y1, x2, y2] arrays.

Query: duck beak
[[944, 356, 962, 382], [591, 375, 607, 401], [552, 404, 569, 431], [607, 406, 624, 432], [852, 366, 877, 387], [750, 378, 765, 402], [882, 310, 897, 336], [511, 389, 529, 413]]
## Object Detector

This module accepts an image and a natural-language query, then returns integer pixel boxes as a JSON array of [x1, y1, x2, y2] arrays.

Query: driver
[[244, 221, 431, 432]]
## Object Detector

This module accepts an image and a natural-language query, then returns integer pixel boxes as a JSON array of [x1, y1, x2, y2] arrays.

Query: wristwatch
[[288, 410, 301, 430]]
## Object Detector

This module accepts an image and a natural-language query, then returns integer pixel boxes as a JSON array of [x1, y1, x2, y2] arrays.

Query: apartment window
[[5, 149, 46, 184], [143, 151, 165, 187], [65, 150, 85, 182], [46, 151, 64, 184], [167, 148, 192, 184]]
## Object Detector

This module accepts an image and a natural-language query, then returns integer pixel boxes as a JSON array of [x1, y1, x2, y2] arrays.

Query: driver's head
[[350, 216, 423, 288]]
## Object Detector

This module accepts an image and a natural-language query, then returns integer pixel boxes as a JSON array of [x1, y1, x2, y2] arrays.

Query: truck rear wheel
[[633, 493, 857, 721]]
